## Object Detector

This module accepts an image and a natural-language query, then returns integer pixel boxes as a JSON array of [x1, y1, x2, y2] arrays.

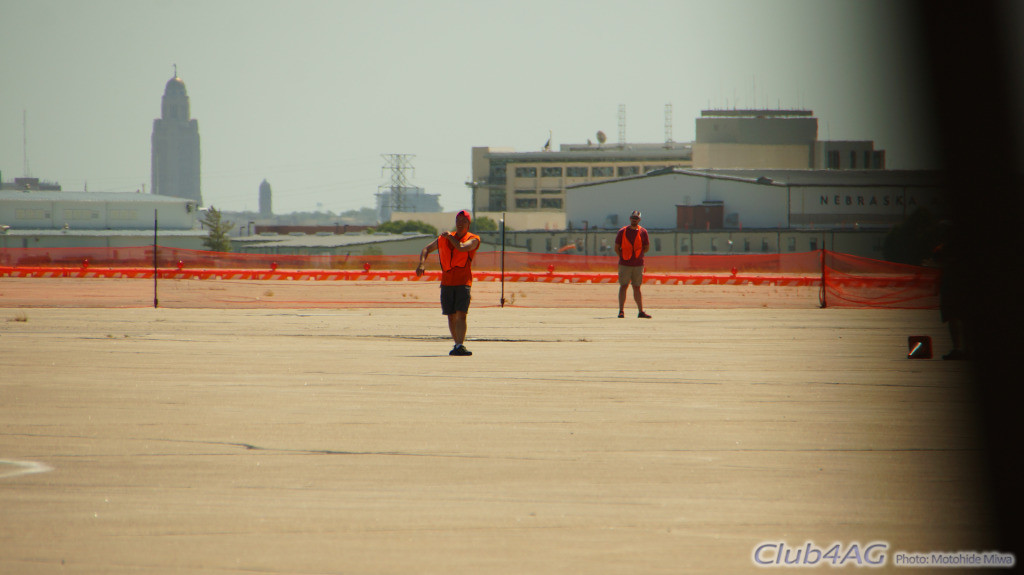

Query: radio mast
[[23, 110, 32, 177]]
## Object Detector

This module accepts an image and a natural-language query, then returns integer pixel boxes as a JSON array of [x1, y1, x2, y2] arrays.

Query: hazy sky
[[1, 0, 1016, 215]]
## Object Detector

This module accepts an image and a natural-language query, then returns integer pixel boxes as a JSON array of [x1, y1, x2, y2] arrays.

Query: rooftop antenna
[[22, 110, 32, 177], [664, 103, 674, 145], [617, 104, 626, 146], [173, 63, 178, 77]]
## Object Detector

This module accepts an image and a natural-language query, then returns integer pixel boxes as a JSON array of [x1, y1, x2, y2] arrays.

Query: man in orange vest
[[416, 210, 481, 355], [615, 210, 652, 318]]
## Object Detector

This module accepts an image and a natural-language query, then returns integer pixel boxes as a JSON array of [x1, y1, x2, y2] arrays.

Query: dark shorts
[[440, 285, 471, 315]]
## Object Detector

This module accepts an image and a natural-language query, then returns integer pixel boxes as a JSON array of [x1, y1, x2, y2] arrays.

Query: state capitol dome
[[164, 76, 187, 95]]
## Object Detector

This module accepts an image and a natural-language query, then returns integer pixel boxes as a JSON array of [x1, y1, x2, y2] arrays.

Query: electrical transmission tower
[[378, 153, 415, 219]]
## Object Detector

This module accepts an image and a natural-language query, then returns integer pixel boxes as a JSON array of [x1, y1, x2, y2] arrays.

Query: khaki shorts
[[618, 264, 644, 287]]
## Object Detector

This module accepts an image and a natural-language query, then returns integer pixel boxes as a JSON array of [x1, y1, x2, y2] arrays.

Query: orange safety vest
[[619, 227, 645, 261], [438, 232, 477, 271]]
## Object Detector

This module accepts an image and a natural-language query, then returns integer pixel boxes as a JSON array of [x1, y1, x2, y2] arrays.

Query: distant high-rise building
[[376, 186, 442, 222], [259, 179, 272, 217], [151, 72, 201, 205]]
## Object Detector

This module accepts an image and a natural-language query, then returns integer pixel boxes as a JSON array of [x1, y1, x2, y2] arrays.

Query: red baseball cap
[[456, 209, 471, 223]]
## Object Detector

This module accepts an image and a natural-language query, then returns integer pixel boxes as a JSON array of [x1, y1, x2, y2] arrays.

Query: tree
[[882, 207, 941, 265], [371, 220, 438, 236], [471, 216, 499, 233], [201, 206, 235, 252]]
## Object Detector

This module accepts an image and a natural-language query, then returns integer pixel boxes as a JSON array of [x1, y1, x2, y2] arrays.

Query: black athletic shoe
[[638, 311, 652, 319], [618, 310, 625, 318], [451, 345, 473, 356]]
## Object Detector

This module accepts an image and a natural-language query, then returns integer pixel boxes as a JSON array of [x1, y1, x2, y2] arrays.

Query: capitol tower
[[151, 69, 201, 205]]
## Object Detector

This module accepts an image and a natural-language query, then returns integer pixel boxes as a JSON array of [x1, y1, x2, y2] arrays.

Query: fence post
[[500, 212, 506, 308], [153, 210, 159, 309], [819, 248, 827, 308]]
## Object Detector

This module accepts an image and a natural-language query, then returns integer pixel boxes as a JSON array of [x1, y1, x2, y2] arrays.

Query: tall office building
[[259, 179, 272, 217], [152, 73, 201, 205]]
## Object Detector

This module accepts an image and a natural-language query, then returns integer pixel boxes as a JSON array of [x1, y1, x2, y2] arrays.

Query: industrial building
[[469, 141, 693, 229], [231, 231, 432, 256], [565, 168, 942, 231], [693, 109, 884, 170], [484, 167, 944, 259], [468, 109, 885, 228], [0, 187, 204, 249]]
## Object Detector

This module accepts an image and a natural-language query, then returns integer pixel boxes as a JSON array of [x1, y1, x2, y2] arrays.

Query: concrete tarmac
[[0, 306, 995, 573]]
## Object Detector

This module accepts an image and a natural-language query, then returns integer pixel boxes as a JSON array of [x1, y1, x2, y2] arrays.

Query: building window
[[654, 238, 662, 252], [546, 238, 553, 251], [488, 191, 506, 211], [66, 209, 99, 220], [515, 166, 537, 178], [743, 238, 751, 252], [592, 166, 613, 178], [16, 209, 48, 219], [541, 198, 563, 209], [680, 238, 689, 252], [540, 189, 560, 194], [516, 198, 538, 209], [849, 151, 857, 169], [489, 164, 507, 182], [809, 237, 818, 251], [761, 237, 770, 252], [541, 166, 562, 177], [109, 209, 139, 220], [828, 150, 840, 169], [566, 166, 588, 177], [515, 189, 536, 195], [787, 237, 797, 252], [617, 166, 640, 177], [711, 238, 718, 252]]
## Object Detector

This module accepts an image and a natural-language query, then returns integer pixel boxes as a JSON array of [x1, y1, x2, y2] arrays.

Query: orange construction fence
[[0, 246, 940, 309]]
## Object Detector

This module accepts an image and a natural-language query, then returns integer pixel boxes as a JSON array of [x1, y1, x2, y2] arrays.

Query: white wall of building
[[391, 210, 565, 232], [567, 171, 946, 231], [788, 185, 945, 227], [566, 172, 788, 230], [0, 191, 198, 231], [692, 143, 812, 169]]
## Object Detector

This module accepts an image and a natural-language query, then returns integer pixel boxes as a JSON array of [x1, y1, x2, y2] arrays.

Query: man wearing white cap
[[614, 210, 652, 318]]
